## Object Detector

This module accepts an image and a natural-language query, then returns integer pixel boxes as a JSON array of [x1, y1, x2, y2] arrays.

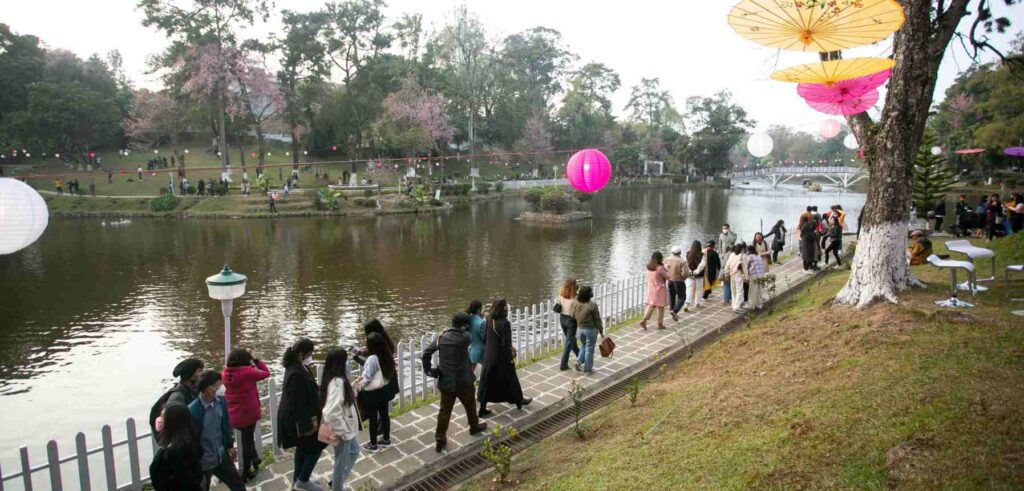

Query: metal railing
[[497, 179, 568, 190], [733, 166, 865, 178]]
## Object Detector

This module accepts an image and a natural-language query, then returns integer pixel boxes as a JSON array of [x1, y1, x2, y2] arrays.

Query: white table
[[927, 254, 976, 307]]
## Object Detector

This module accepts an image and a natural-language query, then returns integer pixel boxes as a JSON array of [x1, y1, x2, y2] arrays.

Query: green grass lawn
[[463, 234, 1024, 490], [9, 141, 556, 197]]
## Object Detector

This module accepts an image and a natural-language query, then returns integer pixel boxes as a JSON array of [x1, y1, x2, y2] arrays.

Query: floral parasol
[[771, 57, 895, 84], [797, 69, 891, 102], [728, 0, 905, 52], [805, 89, 879, 115]]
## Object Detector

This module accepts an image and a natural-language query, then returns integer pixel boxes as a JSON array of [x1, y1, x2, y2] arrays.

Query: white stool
[[945, 239, 995, 292], [1008, 265, 1023, 301], [927, 254, 976, 307]]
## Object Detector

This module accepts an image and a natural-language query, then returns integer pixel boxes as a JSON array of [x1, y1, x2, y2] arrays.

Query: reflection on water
[[0, 184, 863, 465]]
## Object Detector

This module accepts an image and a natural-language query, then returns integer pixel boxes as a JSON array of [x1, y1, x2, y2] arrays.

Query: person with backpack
[[187, 371, 244, 491], [320, 349, 362, 491], [222, 348, 270, 482], [149, 403, 203, 491], [278, 339, 327, 491], [423, 312, 489, 452], [150, 358, 204, 434]]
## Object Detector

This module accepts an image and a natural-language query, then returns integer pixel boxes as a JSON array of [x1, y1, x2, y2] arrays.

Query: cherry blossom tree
[[123, 89, 191, 167], [179, 43, 245, 168], [376, 77, 454, 156], [237, 63, 285, 169]]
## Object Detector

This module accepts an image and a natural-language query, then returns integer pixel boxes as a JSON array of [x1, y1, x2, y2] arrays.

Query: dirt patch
[[886, 436, 934, 488]]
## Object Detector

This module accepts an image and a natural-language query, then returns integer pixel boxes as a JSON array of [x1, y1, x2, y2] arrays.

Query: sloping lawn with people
[[463, 234, 1024, 490]]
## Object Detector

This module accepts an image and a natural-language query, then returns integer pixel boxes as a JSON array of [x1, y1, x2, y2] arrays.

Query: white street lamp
[[205, 265, 247, 362]]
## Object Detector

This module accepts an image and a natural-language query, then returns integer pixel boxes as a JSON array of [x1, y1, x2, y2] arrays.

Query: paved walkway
[[228, 257, 813, 490]]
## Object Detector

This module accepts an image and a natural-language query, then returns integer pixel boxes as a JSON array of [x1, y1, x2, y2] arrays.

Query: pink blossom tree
[[515, 114, 552, 174], [123, 89, 192, 167], [376, 77, 454, 156], [179, 43, 245, 168], [236, 62, 285, 168]]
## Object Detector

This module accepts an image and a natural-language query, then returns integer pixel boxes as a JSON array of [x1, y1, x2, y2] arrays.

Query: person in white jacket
[[683, 240, 707, 310], [320, 349, 361, 491]]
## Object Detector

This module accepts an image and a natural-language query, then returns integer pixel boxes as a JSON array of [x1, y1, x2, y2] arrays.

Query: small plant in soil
[[481, 424, 517, 484], [626, 376, 646, 407], [568, 379, 590, 439]]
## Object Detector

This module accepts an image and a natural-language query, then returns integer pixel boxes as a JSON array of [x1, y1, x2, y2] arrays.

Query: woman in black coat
[[149, 403, 202, 491], [277, 339, 327, 490], [764, 220, 787, 263], [477, 299, 532, 417]]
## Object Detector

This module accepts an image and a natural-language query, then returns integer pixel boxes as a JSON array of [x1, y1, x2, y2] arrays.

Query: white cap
[[671, 245, 682, 255]]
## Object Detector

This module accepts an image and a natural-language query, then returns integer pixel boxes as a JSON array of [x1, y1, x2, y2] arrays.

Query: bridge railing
[[733, 166, 865, 178]]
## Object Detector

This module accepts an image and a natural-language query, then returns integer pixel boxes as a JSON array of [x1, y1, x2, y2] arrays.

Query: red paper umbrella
[[955, 148, 985, 155], [797, 69, 891, 103], [806, 90, 879, 116]]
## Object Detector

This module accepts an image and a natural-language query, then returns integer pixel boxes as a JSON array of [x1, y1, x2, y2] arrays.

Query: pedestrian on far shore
[[665, 246, 690, 322], [55, 179, 63, 195], [467, 300, 486, 371], [88, 181, 96, 197], [320, 349, 361, 491], [639, 251, 670, 330], [423, 312, 488, 452], [222, 348, 270, 482], [278, 339, 327, 491], [556, 278, 580, 371], [684, 241, 707, 311], [572, 285, 605, 373], [188, 371, 245, 491], [268, 193, 277, 213], [149, 403, 203, 491], [478, 298, 532, 417]]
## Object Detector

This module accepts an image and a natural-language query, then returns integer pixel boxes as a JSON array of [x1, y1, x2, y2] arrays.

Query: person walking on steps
[[320, 349, 361, 491], [188, 371, 245, 491], [572, 286, 605, 373], [640, 251, 670, 330], [221, 348, 270, 482], [665, 246, 690, 322], [478, 298, 533, 417], [423, 312, 489, 452], [556, 279, 580, 371], [277, 339, 327, 491]]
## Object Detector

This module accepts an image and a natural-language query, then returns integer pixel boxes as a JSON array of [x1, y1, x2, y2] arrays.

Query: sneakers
[[293, 480, 323, 491], [574, 362, 582, 372], [361, 442, 379, 452]]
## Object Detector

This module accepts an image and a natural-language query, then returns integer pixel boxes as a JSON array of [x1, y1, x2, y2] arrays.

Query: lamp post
[[206, 265, 247, 363]]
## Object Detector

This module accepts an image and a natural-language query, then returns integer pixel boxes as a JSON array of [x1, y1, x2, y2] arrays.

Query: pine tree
[[912, 131, 956, 214]]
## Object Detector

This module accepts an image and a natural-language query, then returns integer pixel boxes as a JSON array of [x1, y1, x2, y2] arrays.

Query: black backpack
[[148, 384, 186, 434]]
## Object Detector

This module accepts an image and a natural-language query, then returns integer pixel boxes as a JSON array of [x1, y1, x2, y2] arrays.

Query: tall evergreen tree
[[912, 131, 956, 213]]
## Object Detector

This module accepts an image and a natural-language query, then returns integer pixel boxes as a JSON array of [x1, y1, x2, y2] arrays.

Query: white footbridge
[[732, 166, 868, 189]]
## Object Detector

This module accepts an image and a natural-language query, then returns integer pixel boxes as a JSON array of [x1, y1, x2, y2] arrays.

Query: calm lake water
[[0, 184, 864, 480]]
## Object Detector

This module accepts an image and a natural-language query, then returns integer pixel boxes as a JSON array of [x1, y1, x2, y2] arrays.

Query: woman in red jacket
[[222, 348, 271, 481]]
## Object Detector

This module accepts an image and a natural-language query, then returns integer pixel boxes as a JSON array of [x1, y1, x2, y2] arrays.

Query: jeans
[[559, 315, 579, 368], [723, 279, 732, 303], [238, 424, 257, 476], [436, 385, 480, 443], [293, 446, 320, 483], [577, 327, 598, 372], [669, 280, 686, 313], [366, 399, 390, 444], [202, 456, 244, 491], [684, 278, 703, 307], [331, 438, 360, 491]]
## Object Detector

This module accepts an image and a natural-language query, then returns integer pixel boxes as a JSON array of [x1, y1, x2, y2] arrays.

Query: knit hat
[[172, 358, 204, 380], [195, 370, 222, 393], [671, 245, 682, 255], [910, 229, 924, 237]]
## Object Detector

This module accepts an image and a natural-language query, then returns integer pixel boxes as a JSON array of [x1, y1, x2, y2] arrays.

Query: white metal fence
[[498, 178, 568, 190]]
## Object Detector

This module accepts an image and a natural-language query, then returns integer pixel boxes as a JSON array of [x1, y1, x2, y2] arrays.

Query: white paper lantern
[[0, 178, 49, 255], [819, 120, 842, 139], [746, 133, 774, 158], [930, 146, 943, 156], [843, 133, 859, 150]]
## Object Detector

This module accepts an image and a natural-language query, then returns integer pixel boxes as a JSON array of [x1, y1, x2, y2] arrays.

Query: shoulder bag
[[599, 336, 616, 358]]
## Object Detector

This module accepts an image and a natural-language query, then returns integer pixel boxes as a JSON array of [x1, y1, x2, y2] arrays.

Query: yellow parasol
[[728, 0, 905, 52], [770, 57, 895, 84]]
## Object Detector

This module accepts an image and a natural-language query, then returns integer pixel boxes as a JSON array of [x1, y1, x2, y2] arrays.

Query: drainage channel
[[395, 321, 747, 491]]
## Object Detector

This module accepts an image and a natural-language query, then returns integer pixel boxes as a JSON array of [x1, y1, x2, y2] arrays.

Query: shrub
[[481, 425, 518, 483], [315, 187, 341, 211], [568, 380, 589, 439], [363, 189, 374, 198], [540, 189, 571, 214], [149, 193, 178, 212], [574, 190, 594, 204], [476, 182, 492, 194], [186, 186, 197, 195], [495, 181, 505, 193], [671, 174, 686, 184], [429, 198, 444, 207], [523, 188, 545, 211], [1005, 178, 1017, 188], [158, 187, 169, 195], [353, 198, 377, 208]]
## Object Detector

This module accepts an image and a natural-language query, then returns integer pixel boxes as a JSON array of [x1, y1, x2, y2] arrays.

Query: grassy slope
[[465, 235, 1024, 490]]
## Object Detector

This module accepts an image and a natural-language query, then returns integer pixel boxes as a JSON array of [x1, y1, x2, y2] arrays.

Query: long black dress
[[277, 363, 328, 453], [477, 317, 524, 405]]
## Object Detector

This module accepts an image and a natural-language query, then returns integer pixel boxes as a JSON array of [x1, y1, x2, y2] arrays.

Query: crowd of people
[[53, 178, 96, 197], [147, 300, 541, 491], [947, 193, 1024, 240], [796, 205, 848, 273]]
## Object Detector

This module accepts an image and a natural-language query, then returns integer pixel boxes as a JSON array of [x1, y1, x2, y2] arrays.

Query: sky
[[4, 0, 1022, 134]]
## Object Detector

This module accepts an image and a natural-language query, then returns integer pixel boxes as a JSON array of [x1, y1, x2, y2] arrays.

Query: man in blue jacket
[[188, 371, 244, 491]]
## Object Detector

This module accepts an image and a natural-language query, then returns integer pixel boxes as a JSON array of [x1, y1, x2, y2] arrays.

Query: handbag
[[599, 336, 616, 358], [317, 422, 339, 446], [362, 365, 386, 392], [553, 302, 563, 314]]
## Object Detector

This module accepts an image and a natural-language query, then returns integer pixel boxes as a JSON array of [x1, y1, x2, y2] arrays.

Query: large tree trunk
[[217, 95, 229, 169], [291, 123, 301, 164], [836, 0, 969, 307]]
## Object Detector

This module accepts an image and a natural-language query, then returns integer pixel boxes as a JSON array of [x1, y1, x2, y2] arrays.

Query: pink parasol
[[955, 148, 985, 155], [805, 90, 879, 116], [797, 69, 891, 103], [1003, 147, 1024, 157]]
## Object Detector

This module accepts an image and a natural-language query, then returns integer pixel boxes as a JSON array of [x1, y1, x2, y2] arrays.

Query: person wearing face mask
[[150, 358, 204, 435], [187, 371, 245, 491], [278, 339, 327, 491], [222, 348, 271, 482], [718, 224, 737, 253]]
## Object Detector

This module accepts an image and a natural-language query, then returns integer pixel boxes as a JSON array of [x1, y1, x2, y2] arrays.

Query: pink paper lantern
[[819, 120, 842, 139], [566, 149, 611, 193]]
